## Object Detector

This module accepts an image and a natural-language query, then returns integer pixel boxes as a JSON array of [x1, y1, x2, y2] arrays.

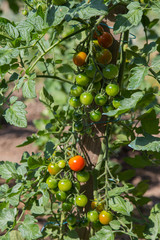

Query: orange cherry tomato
[[96, 49, 112, 65], [97, 32, 113, 48], [99, 210, 113, 225], [48, 163, 61, 175], [68, 155, 86, 171], [73, 52, 87, 66]]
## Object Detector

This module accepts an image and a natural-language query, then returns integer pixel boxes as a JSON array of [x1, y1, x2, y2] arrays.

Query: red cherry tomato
[[68, 155, 86, 171], [93, 25, 104, 39], [97, 32, 113, 48], [73, 52, 87, 66]]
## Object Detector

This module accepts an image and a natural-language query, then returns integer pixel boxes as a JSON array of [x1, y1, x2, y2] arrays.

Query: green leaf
[[152, 2, 160, 17], [5, 23, 19, 39], [28, 155, 44, 169], [0, 208, 17, 232], [64, 230, 80, 240], [9, 72, 19, 82], [44, 141, 55, 159], [132, 180, 149, 197], [108, 185, 134, 197], [46, 6, 69, 27], [90, 226, 114, 240], [142, 42, 157, 55], [18, 215, 42, 240], [31, 202, 44, 215], [148, 19, 159, 29], [118, 169, 136, 181], [0, 47, 19, 66], [109, 220, 121, 230], [144, 203, 160, 240], [129, 134, 160, 152], [9, 96, 18, 105], [9, 230, 24, 240], [104, 92, 143, 117], [22, 79, 36, 99], [151, 55, 160, 72], [4, 101, 27, 128], [124, 155, 152, 168], [17, 134, 38, 147], [39, 87, 54, 108], [127, 66, 148, 90], [0, 161, 17, 180], [138, 108, 159, 134], [114, 2, 143, 34], [109, 196, 133, 216], [66, 0, 108, 21]]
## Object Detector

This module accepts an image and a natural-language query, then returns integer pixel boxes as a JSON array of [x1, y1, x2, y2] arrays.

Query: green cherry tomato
[[105, 84, 119, 97], [67, 215, 77, 225], [103, 64, 119, 79], [56, 191, 67, 202], [48, 163, 61, 175], [95, 94, 107, 106], [102, 105, 114, 113], [46, 176, 58, 189], [92, 220, 102, 230], [90, 110, 102, 122], [87, 210, 99, 222], [22, 9, 28, 16], [76, 194, 88, 207], [94, 72, 102, 82], [69, 97, 81, 108], [62, 202, 72, 212], [92, 82, 101, 93], [80, 92, 93, 105], [70, 85, 83, 97], [58, 160, 66, 169], [74, 181, 81, 191], [76, 170, 90, 182], [74, 121, 83, 132], [73, 112, 82, 121], [76, 73, 90, 87], [52, 0, 66, 5], [58, 179, 72, 192], [112, 98, 121, 109]]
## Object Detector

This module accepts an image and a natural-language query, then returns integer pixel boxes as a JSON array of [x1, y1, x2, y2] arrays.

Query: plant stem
[[117, 30, 129, 92], [28, 27, 88, 73], [36, 74, 73, 84]]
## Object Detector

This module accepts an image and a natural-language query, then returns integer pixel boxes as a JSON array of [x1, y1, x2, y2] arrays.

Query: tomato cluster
[[46, 154, 92, 229], [70, 24, 120, 134]]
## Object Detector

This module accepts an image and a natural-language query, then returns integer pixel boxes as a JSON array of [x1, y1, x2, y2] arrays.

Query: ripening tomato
[[76, 194, 88, 207], [93, 25, 104, 39], [98, 32, 113, 48], [80, 92, 93, 105], [58, 160, 66, 169], [56, 191, 67, 202], [46, 176, 58, 189], [69, 97, 81, 108], [96, 49, 112, 65], [68, 155, 86, 171], [58, 179, 72, 191], [91, 200, 104, 212], [70, 85, 83, 97], [76, 170, 90, 182], [99, 211, 113, 225], [76, 73, 90, 87], [48, 163, 61, 175], [73, 52, 87, 66], [87, 210, 99, 222], [95, 94, 107, 106], [105, 84, 119, 97], [103, 64, 119, 79], [90, 110, 102, 122]]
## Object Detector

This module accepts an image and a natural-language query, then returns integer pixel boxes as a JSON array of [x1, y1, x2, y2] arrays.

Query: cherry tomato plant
[[0, 0, 160, 240]]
